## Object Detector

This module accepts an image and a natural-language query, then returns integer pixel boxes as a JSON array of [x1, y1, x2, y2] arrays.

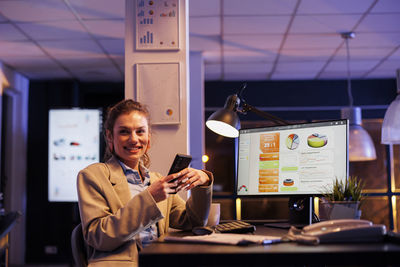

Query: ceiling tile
[[0, 13, 9, 22], [39, 39, 104, 57], [83, 19, 124, 39], [319, 70, 367, 79], [16, 20, 90, 40], [223, 0, 297, 15], [99, 39, 124, 56], [1, 55, 58, 69], [290, 15, 362, 34], [189, 35, 220, 52], [373, 58, 400, 71], [223, 49, 277, 63], [67, 0, 125, 19], [0, 23, 28, 41], [189, 0, 220, 16], [224, 72, 268, 81], [224, 16, 290, 34], [335, 46, 395, 60], [365, 70, 396, 79], [271, 72, 318, 80], [350, 32, 400, 48], [356, 14, 400, 33], [223, 34, 282, 51], [276, 61, 326, 72], [69, 66, 123, 82], [190, 17, 220, 35], [388, 48, 400, 59], [325, 59, 380, 72], [1, 56, 72, 79], [371, 0, 400, 13], [202, 51, 222, 64], [297, 0, 375, 14], [56, 55, 114, 69], [224, 62, 273, 73], [284, 34, 342, 49], [279, 48, 335, 62], [0, 41, 46, 56], [20, 68, 73, 80], [0, 0, 75, 22]]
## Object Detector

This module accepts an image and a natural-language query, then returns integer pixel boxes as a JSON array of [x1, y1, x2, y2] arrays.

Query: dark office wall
[[205, 79, 397, 122], [26, 80, 124, 263]]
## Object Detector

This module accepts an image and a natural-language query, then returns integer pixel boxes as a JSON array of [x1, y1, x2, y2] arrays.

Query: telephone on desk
[[285, 219, 387, 245]]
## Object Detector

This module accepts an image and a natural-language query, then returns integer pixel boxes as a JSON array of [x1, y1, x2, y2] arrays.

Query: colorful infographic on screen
[[237, 120, 348, 196]]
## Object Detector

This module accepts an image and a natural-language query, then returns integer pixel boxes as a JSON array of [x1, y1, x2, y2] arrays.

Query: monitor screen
[[236, 119, 348, 197], [48, 108, 102, 202]]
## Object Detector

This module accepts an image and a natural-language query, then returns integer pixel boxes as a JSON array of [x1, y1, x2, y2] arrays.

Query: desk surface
[[139, 225, 400, 267]]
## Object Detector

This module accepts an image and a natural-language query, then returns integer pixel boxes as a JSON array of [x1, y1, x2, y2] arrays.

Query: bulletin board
[[136, 62, 181, 125], [135, 0, 180, 50]]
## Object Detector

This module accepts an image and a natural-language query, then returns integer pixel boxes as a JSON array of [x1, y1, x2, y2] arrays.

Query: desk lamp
[[206, 83, 289, 138], [340, 32, 376, 161], [381, 69, 400, 144]]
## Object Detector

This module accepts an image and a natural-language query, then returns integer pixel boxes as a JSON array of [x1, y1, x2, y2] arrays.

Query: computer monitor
[[48, 108, 102, 202], [236, 119, 348, 225]]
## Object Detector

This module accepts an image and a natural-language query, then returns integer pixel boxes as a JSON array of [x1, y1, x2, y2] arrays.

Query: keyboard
[[214, 220, 256, 234]]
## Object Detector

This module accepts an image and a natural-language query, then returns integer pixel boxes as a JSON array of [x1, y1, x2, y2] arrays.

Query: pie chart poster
[[48, 109, 101, 202]]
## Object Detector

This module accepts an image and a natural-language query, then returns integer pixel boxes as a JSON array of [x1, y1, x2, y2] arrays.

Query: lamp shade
[[206, 94, 241, 138], [341, 107, 376, 161], [206, 109, 240, 138], [381, 69, 400, 144]]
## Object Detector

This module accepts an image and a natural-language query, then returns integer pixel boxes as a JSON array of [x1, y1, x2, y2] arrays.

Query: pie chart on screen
[[307, 133, 328, 148], [286, 134, 299, 150]]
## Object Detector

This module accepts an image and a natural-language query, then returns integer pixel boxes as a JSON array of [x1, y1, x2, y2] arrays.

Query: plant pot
[[319, 201, 361, 220]]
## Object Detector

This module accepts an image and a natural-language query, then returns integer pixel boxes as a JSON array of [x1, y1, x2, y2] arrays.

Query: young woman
[[77, 99, 213, 266]]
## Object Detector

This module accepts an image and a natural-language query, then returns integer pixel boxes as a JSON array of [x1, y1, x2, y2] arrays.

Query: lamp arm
[[241, 102, 289, 126]]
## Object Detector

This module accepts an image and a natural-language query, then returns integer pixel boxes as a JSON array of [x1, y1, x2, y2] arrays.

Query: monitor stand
[[264, 196, 313, 229]]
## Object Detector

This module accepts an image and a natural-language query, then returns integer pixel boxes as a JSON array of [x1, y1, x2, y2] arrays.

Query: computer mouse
[[192, 226, 214, 235]]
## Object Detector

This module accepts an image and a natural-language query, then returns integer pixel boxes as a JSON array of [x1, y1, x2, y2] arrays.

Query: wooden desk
[[139, 226, 400, 267]]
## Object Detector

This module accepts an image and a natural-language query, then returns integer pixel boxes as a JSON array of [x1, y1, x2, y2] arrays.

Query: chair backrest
[[71, 223, 88, 267]]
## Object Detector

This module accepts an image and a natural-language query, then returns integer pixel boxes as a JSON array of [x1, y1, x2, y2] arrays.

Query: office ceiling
[[0, 0, 399, 82]]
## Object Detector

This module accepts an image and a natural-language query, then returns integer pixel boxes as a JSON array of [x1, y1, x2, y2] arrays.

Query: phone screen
[[168, 154, 192, 193], [168, 154, 192, 175]]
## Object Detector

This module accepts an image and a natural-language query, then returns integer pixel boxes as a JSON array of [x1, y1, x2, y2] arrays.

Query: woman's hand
[[147, 172, 182, 202], [175, 168, 210, 192]]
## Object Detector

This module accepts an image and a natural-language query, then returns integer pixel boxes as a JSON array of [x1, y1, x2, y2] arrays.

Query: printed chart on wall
[[237, 121, 347, 196], [136, 0, 179, 50], [48, 109, 101, 202]]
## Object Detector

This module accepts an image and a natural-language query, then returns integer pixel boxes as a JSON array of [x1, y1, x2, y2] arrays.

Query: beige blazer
[[77, 156, 213, 266]]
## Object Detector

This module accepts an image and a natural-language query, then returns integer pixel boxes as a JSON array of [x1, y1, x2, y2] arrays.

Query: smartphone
[[168, 154, 192, 193]]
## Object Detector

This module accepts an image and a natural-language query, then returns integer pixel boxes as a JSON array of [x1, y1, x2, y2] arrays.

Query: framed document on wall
[[136, 62, 181, 125], [135, 0, 180, 50]]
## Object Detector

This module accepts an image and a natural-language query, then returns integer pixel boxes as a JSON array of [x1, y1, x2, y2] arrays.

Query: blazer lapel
[[106, 157, 132, 206]]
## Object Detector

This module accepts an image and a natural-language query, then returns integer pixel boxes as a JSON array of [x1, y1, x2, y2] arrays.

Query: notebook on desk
[[164, 233, 282, 246]]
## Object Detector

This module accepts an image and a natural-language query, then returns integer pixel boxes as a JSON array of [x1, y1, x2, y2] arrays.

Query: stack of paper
[[164, 233, 281, 245]]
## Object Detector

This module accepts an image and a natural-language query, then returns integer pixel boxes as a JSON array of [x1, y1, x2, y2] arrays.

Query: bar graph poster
[[136, 0, 179, 50], [48, 109, 101, 202]]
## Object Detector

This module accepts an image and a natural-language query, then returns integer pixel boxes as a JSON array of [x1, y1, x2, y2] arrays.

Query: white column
[[189, 51, 205, 170], [125, 1, 190, 197]]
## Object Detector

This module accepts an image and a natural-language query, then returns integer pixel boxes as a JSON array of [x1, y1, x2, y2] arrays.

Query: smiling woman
[[76, 99, 214, 267]]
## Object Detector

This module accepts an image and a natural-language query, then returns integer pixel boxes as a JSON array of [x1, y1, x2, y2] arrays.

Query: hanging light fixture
[[381, 69, 400, 144], [340, 32, 376, 161]]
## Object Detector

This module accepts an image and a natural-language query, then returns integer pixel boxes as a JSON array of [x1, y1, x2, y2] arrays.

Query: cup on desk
[[207, 203, 220, 226]]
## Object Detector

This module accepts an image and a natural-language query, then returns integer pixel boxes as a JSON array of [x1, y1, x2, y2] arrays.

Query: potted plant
[[319, 176, 365, 220]]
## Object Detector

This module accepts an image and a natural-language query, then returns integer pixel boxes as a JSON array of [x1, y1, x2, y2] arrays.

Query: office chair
[[71, 223, 88, 267]]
